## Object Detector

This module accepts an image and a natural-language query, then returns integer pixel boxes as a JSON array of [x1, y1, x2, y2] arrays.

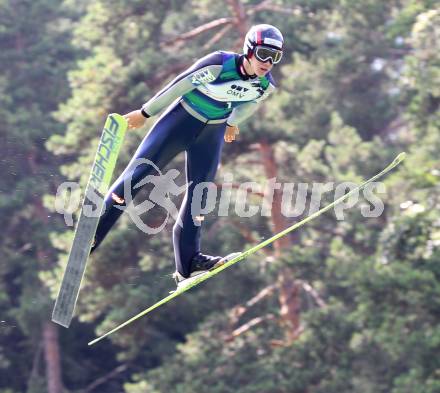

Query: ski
[[88, 152, 406, 346], [52, 114, 128, 328]]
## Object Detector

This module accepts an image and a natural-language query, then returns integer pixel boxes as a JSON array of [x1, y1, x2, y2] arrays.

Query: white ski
[[52, 114, 127, 327]]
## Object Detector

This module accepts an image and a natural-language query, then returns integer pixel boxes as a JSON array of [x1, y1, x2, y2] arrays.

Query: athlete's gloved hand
[[123, 110, 147, 130], [225, 124, 239, 143]]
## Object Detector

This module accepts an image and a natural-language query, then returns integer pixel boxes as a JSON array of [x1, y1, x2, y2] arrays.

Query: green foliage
[[0, 0, 79, 391], [1, 0, 439, 392]]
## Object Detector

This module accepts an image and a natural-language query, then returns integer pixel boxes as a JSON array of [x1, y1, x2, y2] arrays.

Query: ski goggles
[[254, 46, 283, 64]]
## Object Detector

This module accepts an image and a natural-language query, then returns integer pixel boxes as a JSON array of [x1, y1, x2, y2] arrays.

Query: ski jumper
[[92, 51, 276, 277]]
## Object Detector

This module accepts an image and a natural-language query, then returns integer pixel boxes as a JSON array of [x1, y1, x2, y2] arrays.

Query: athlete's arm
[[123, 53, 223, 130], [225, 81, 276, 128], [124, 109, 147, 129], [141, 52, 223, 117], [226, 102, 258, 127]]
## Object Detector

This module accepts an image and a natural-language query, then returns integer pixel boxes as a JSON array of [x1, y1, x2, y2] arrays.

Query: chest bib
[[182, 52, 272, 120]]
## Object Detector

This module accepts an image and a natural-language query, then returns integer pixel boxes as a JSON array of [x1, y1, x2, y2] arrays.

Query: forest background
[[0, 0, 439, 392]]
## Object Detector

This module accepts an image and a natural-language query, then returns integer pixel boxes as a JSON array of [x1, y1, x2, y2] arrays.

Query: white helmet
[[243, 24, 284, 56]]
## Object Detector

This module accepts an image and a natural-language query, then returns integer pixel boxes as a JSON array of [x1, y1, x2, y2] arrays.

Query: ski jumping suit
[[92, 51, 276, 277]]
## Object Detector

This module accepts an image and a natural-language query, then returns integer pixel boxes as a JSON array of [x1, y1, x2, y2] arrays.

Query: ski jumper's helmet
[[243, 24, 284, 63]]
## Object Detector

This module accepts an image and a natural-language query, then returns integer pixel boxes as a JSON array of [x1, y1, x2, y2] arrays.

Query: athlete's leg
[[172, 122, 226, 277], [92, 103, 202, 252]]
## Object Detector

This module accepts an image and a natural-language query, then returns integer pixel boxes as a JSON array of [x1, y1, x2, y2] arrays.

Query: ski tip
[[394, 152, 406, 165], [108, 113, 128, 126]]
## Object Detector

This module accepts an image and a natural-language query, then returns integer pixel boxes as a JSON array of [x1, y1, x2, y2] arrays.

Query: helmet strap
[[241, 55, 256, 78]]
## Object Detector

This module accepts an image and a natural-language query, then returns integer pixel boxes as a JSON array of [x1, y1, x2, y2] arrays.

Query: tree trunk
[[43, 322, 63, 393], [259, 141, 302, 344], [259, 141, 291, 254], [27, 149, 64, 392], [278, 271, 302, 343]]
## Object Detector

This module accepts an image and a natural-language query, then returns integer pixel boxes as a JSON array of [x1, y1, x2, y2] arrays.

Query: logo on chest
[[191, 69, 216, 86], [227, 84, 251, 98], [251, 81, 265, 97], [199, 79, 266, 102]]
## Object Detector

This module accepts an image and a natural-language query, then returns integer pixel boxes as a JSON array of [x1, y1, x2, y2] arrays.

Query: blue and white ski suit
[[93, 51, 276, 277]]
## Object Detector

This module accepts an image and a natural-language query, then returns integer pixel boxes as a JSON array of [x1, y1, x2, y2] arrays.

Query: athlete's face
[[248, 55, 273, 76]]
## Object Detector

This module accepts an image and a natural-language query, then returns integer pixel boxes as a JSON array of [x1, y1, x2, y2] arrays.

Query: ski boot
[[173, 252, 241, 289]]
